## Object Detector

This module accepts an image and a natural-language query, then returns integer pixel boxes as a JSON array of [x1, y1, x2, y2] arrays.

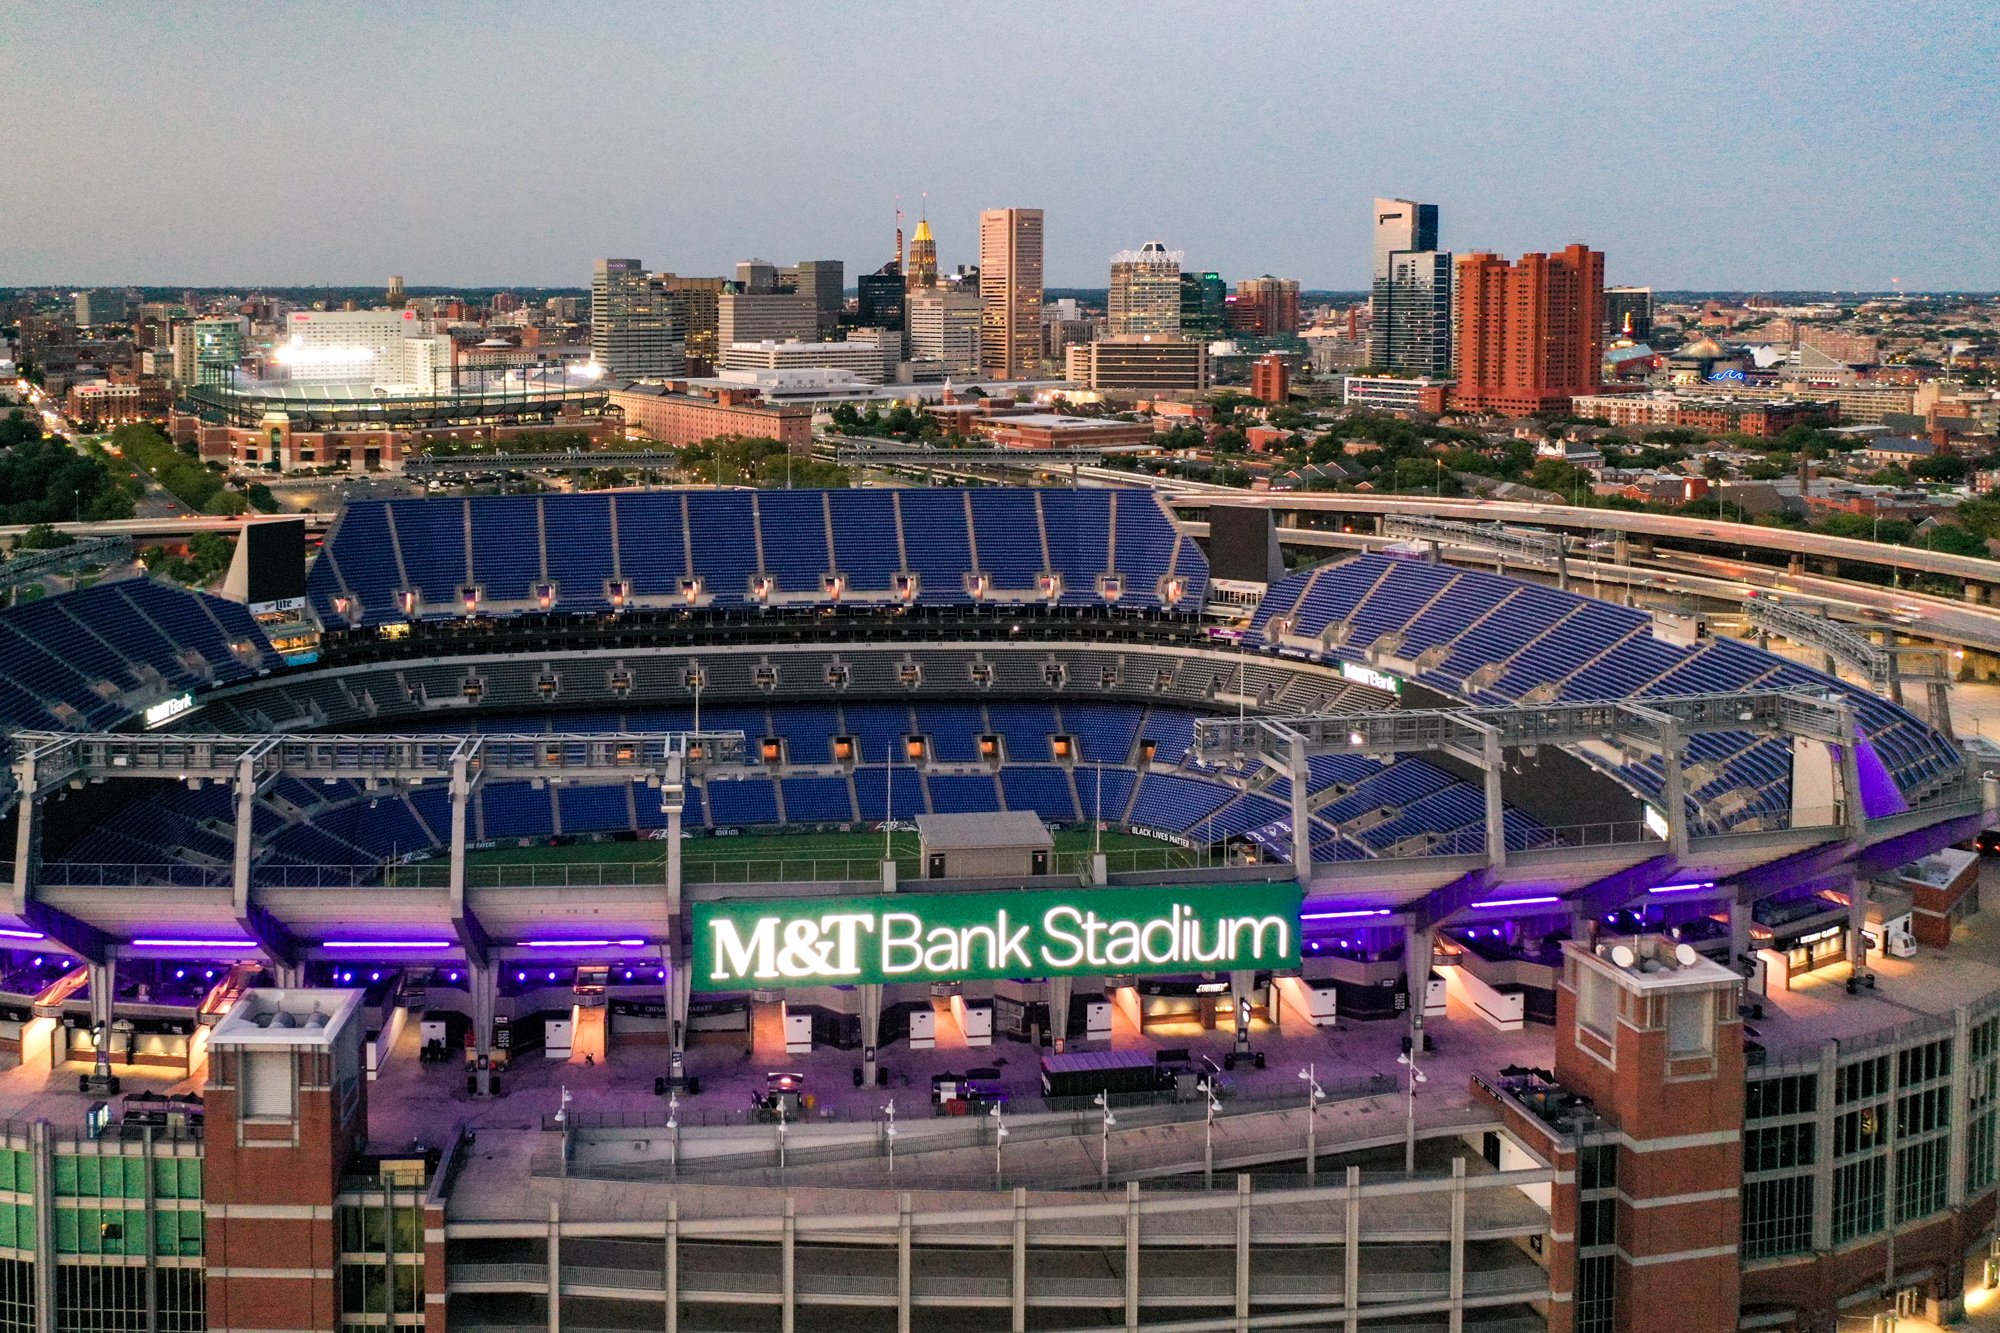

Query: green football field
[[456, 827, 1201, 883]]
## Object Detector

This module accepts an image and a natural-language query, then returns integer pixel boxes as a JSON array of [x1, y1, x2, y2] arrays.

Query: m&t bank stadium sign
[[692, 882, 1302, 989]]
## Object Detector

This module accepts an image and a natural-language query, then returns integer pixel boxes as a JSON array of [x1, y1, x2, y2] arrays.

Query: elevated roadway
[[1154, 485, 2000, 593]]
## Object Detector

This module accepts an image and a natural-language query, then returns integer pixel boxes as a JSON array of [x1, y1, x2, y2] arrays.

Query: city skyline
[[4, 1, 1995, 291]]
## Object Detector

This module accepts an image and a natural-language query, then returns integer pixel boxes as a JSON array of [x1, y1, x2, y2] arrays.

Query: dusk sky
[[6, 0, 1995, 292]]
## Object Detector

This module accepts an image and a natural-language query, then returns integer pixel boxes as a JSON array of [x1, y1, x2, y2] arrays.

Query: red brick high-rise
[[1249, 353, 1289, 404], [1449, 244, 1605, 415]]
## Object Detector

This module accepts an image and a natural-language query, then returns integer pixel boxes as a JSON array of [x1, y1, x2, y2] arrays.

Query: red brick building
[[1249, 353, 1290, 404], [1450, 245, 1605, 416], [605, 382, 812, 452], [972, 413, 1155, 450]]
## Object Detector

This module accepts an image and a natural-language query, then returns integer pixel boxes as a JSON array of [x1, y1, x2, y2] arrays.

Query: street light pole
[[1398, 1049, 1428, 1175], [991, 1103, 1007, 1188], [882, 1098, 897, 1175], [1201, 1078, 1220, 1188], [775, 1099, 787, 1174], [1299, 1064, 1325, 1186], [1094, 1091, 1117, 1190]]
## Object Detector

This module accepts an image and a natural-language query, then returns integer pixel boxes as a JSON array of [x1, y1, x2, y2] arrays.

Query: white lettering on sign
[[143, 693, 195, 728], [705, 900, 1294, 984], [1340, 661, 1401, 694]]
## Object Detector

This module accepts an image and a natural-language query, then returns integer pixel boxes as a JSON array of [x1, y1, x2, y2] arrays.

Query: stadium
[[0, 485, 1995, 1333]]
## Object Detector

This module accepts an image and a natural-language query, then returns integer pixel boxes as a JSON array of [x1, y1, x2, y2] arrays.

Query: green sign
[[692, 882, 1302, 990]]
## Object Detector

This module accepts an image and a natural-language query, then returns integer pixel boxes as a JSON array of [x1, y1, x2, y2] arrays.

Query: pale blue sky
[[4, 0, 1995, 290]]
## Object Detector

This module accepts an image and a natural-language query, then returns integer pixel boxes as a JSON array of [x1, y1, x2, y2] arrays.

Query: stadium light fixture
[[322, 940, 455, 950], [131, 938, 258, 950]]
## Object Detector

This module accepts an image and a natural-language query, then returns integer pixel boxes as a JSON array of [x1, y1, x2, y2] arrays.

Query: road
[[1153, 485, 2000, 590]]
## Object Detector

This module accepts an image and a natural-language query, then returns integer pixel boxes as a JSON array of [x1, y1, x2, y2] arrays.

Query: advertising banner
[[692, 881, 1302, 990]]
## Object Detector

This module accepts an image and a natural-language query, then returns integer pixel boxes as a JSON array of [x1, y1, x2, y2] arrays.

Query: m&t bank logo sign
[[692, 882, 1302, 989]]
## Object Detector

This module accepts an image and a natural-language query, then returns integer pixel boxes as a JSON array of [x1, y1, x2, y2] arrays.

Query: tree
[[1919, 524, 1988, 557], [0, 410, 38, 450], [15, 523, 74, 551]]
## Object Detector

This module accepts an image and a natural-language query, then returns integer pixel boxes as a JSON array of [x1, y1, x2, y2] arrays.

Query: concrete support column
[[1047, 975, 1073, 1052], [1481, 733, 1506, 869], [880, 857, 898, 896], [545, 1202, 561, 1333], [663, 801, 683, 917], [1448, 1156, 1467, 1333], [1234, 1175, 1252, 1333], [1567, 900, 1594, 952], [1287, 735, 1313, 882], [860, 983, 884, 1088], [232, 770, 257, 925], [140, 1127, 158, 1331], [272, 962, 303, 989], [9, 781, 40, 919], [1011, 1188, 1027, 1333], [30, 1120, 53, 1333], [781, 1196, 795, 1333], [1124, 1180, 1140, 1332], [1729, 893, 1752, 972], [1811, 1041, 1838, 1253], [661, 753, 686, 911], [896, 1192, 912, 1333], [1228, 970, 1253, 1055], [665, 1199, 679, 1333], [88, 959, 116, 1078], [1343, 1165, 1361, 1333], [1949, 1006, 1972, 1209], [1403, 924, 1433, 1028], [1659, 727, 1689, 855], [471, 964, 497, 1096], [1837, 734, 1866, 842], [664, 944, 690, 1086], [1846, 874, 1870, 973]]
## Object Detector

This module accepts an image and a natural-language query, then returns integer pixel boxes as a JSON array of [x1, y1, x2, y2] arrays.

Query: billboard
[[692, 882, 1301, 990]]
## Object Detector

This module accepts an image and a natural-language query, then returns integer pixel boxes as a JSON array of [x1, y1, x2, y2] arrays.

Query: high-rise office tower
[[857, 265, 907, 335], [1369, 250, 1454, 378], [793, 260, 845, 332], [591, 259, 685, 378], [1179, 272, 1227, 339], [1368, 197, 1452, 376], [189, 315, 247, 387], [1108, 242, 1182, 337], [907, 286, 984, 375], [656, 274, 725, 371], [735, 260, 779, 294], [716, 290, 819, 348], [74, 290, 129, 327], [906, 217, 938, 292], [1372, 197, 1439, 280], [1604, 286, 1655, 342], [1450, 245, 1605, 415], [979, 207, 1044, 380]]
